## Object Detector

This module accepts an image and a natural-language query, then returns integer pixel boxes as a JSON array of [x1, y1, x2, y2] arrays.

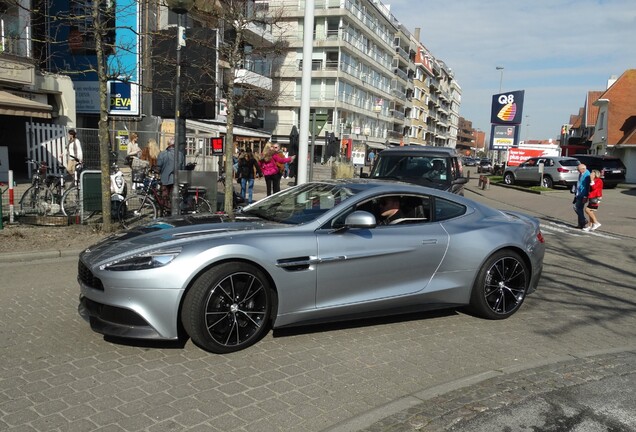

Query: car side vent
[[277, 257, 312, 271]]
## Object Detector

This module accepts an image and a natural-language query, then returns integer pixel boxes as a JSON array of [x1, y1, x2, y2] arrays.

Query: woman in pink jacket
[[259, 142, 295, 196]]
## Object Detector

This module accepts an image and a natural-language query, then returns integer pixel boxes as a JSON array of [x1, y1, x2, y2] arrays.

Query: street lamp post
[[496, 66, 504, 92], [166, 0, 194, 216]]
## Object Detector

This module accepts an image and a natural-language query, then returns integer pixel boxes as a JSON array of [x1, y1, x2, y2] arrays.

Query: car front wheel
[[182, 262, 273, 353], [468, 250, 529, 319], [503, 172, 515, 185]]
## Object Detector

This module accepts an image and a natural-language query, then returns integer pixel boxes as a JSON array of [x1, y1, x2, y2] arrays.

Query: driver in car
[[426, 160, 446, 180], [377, 196, 405, 225]]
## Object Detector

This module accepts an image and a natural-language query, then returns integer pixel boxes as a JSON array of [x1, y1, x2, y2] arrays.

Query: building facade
[[265, 0, 461, 161]]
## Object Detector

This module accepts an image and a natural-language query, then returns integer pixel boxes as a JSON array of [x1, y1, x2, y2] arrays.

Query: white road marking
[[540, 221, 618, 239]]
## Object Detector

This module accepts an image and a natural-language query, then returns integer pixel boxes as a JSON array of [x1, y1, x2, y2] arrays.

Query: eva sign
[[490, 90, 524, 125], [108, 81, 140, 116]]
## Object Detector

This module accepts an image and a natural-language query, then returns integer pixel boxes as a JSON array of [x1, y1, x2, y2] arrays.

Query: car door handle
[[421, 239, 438, 245]]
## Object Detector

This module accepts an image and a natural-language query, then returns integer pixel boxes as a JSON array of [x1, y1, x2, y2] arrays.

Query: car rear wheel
[[468, 250, 529, 319], [541, 176, 553, 188], [182, 262, 273, 353], [503, 172, 515, 185]]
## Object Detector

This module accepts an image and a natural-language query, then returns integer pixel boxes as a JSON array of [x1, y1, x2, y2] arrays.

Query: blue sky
[[385, 0, 636, 141]]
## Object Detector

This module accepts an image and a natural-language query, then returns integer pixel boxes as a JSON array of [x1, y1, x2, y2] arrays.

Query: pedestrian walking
[[583, 169, 603, 231], [125, 132, 141, 166], [259, 142, 295, 196], [573, 163, 590, 229], [64, 129, 83, 175], [368, 150, 375, 166], [237, 150, 262, 204], [156, 138, 183, 206]]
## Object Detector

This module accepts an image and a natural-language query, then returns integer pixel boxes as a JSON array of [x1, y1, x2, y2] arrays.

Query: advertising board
[[506, 147, 560, 166]]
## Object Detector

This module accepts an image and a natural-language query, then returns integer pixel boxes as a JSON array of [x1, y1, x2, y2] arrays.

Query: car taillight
[[537, 231, 545, 243], [557, 167, 569, 173]]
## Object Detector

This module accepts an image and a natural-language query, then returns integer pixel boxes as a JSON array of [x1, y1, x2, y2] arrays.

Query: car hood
[[81, 214, 288, 265]]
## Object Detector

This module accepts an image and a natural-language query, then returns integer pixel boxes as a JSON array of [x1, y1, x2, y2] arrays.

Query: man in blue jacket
[[573, 163, 591, 229]]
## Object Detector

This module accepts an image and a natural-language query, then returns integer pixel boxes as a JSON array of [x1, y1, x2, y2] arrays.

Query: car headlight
[[100, 248, 182, 271]]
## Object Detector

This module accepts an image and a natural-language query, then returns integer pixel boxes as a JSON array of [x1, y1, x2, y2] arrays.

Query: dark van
[[363, 146, 468, 195], [574, 154, 626, 188]]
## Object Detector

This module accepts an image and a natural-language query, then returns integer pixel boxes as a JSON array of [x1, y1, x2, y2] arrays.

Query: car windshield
[[370, 155, 450, 182], [239, 182, 361, 225]]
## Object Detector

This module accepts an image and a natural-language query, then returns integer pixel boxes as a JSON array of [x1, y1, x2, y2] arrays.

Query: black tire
[[20, 186, 53, 215], [468, 250, 529, 320], [182, 262, 273, 354], [541, 176, 553, 189], [61, 186, 80, 216], [503, 172, 515, 185], [118, 194, 157, 229]]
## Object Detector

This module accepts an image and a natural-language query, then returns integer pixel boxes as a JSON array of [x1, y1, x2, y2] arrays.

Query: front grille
[[81, 297, 149, 327], [78, 260, 104, 291]]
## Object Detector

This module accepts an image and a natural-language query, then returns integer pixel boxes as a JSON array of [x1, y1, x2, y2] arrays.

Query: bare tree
[[189, 0, 289, 217]]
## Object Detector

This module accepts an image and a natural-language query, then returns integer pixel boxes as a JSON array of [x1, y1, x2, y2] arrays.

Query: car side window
[[327, 195, 431, 228], [434, 197, 466, 221]]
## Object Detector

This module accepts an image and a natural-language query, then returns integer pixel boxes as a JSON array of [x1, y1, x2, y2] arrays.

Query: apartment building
[[266, 0, 461, 160]]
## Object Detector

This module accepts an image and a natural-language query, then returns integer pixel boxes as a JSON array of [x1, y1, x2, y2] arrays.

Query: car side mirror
[[344, 210, 377, 228], [453, 177, 469, 185]]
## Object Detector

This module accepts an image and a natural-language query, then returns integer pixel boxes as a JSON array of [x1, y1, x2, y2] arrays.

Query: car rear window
[[602, 159, 625, 169], [559, 159, 580, 167]]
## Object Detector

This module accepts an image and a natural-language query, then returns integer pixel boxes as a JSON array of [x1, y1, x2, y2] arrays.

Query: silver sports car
[[78, 180, 545, 354]]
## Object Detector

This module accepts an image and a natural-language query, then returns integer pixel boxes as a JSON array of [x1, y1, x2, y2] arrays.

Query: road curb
[[1, 248, 83, 263], [323, 346, 636, 432]]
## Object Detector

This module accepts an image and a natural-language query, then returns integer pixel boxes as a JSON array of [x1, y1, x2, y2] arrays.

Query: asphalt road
[[0, 179, 634, 431]]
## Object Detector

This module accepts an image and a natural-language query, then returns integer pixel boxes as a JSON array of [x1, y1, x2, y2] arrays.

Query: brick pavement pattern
[[1, 171, 635, 432]]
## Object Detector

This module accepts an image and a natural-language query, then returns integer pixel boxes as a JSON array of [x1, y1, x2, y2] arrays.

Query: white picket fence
[[25, 122, 68, 177]]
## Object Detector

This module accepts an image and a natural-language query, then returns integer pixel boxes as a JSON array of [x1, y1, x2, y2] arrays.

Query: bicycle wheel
[[119, 194, 158, 229], [61, 186, 80, 216], [20, 186, 53, 215], [192, 197, 212, 214]]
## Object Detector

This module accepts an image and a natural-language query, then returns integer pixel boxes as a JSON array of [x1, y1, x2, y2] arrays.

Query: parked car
[[503, 156, 580, 189], [573, 154, 626, 188], [364, 146, 468, 195], [77, 180, 545, 354], [477, 159, 493, 173], [463, 157, 477, 166]]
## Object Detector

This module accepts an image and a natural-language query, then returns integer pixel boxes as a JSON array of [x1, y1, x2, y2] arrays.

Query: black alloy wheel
[[182, 262, 273, 353], [468, 250, 529, 319]]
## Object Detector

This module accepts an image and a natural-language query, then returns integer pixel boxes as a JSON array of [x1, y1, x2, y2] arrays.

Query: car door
[[515, 158, 539, 183], [314, 207, 449, 309]]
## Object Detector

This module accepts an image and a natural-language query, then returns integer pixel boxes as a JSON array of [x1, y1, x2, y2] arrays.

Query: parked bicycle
[[60, 155, 84, 216], [118, 164, 212, 229], [20, 159, 56, 215]]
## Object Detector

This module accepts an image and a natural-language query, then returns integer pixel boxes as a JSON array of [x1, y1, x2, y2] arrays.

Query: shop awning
[[187, 120, 271, 139], [366, 141, 387, 150], [0, 91, 52, 119]]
